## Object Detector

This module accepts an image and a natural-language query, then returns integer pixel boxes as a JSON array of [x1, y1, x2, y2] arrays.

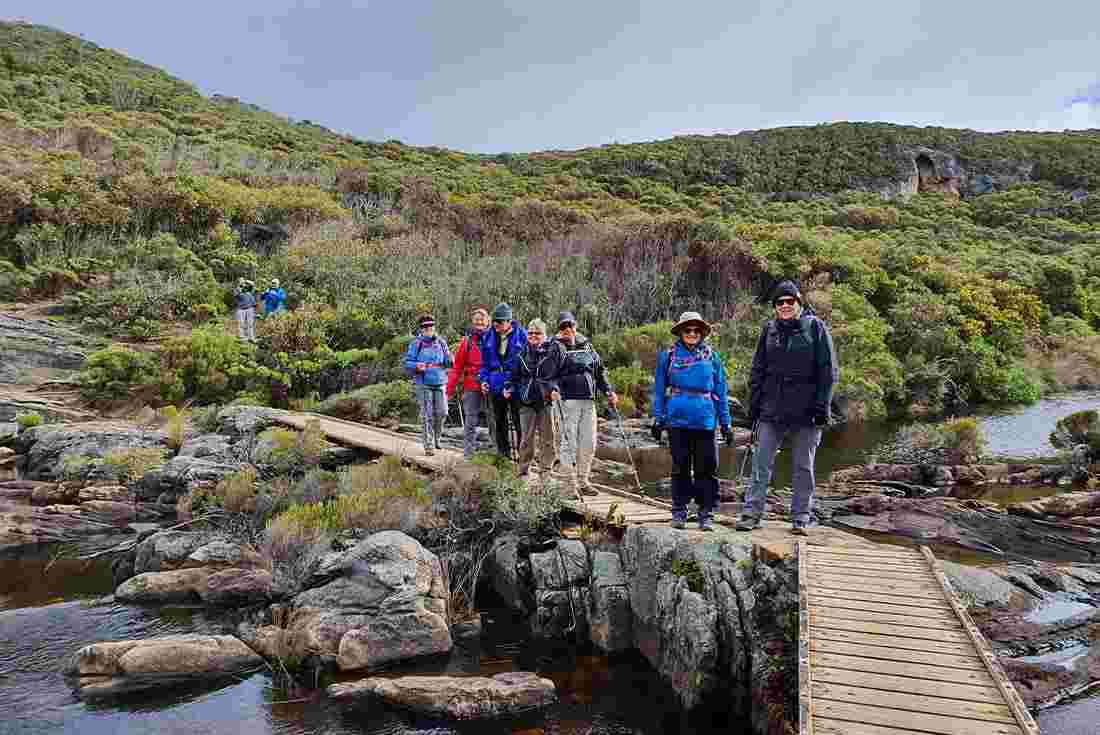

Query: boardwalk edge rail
[[919, 545, 1041, 735], [797, 539, 812, 735]]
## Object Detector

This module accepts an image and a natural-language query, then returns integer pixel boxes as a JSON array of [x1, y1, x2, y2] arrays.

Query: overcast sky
[[6, 1, 1099, 152]]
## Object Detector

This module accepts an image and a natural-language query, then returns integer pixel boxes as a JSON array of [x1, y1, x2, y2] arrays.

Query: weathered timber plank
[[810, 580, 946, 602], [809, 548, 927, 563], [811, 616, 971, 644], [811, 573, 940, 595], [809, 587, 953, 612], [812, 650, 991, 683], [811, 605, 962, 630], [811, 700, 1024, 735], [920, 546, 1041, 735], [807, 557, 932, 571], [807, 545, 923, 560], [813, 681, 1016, 724], [808, 596, 956, 620], [813, 667, 1004, 704], [814, 717, 991, 735], [811, 630, 981, 658], [806, 564, 938, 584]]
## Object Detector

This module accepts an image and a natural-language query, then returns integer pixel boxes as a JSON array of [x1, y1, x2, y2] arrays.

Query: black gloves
[[813, 413, 829, 427], [721, 426, 734, 446], [650, 423, 664, 443]]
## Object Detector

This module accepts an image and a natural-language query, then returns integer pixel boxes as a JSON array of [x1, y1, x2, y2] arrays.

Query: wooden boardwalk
[[798, 541, 1040, 735], [273, 412, 710, 525]]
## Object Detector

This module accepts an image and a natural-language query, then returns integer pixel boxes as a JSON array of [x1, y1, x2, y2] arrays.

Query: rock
[[31, 481, 79, 505], [0, 423, 19, 444], [176, 433, 236, 464], [1010, 491, 1100, 519], [942, 561, 1020, 608], [0, 314, 88, 385], [79, 500, 136, 523], [484, 534, 528, 615], [327, 672, 556, 719], [138, 455, 240, 502], [0, 499, 121, 551], [133, 531, 213, 574], [186, 540, 264, 569], [451, 614, 482, 641], [66, 634, 262, 697], [17, 422, 168, 481], [589, 551, 633, 653], [215, 406, 290, 439], [200, 568, 273, 606], [284, 530, 451, 671], [115, 567, 213, 603], [529, 540, 590, 639], [77, 485, 133, 503], [830, 463, 925, 485]]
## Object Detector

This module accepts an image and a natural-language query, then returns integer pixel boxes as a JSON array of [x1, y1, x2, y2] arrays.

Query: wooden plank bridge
[[798, 541, 1040, 735], [275, 412, 1040, 734]]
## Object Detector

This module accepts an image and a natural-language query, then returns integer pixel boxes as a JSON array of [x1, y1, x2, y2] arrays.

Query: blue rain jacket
[[652, 341, 731, 431], [478, 321, 528, 396], [261, 287, 287, 313], [404, 334, 452, 387]]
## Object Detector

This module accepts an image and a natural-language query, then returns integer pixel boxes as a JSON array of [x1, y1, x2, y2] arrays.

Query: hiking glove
[[813, 413, 829, 427], [721, 426, 734, 446], [650, 423, 664, 443]]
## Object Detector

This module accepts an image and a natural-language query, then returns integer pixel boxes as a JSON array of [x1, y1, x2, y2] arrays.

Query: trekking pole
[[736, 421, 758, 499], [506, 402, 520, 463], [610, 407, 644, 492]]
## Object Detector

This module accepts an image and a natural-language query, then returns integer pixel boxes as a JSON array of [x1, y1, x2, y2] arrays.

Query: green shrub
[[1050, 410, 1100, 458], [315, 380, 417, 424], [940, 418, 987, 464], [103, 447, 167, 484], [670, 558, 705, 594], [15, 412, 43, 430], [157, 326, 279, 404], [254, 420, 326, 475], [78, 346, 158, 402], [608, 365, 654, 415]]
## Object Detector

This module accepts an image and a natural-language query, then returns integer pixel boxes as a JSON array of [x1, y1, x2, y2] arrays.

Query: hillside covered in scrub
[[2, 20, 1099, 422]]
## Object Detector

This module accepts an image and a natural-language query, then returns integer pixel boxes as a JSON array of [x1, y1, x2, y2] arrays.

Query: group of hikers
[[233, 278, 288, 342], [405, 280, 838, 535]]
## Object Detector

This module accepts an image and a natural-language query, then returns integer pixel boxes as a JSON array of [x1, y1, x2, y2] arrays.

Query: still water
[[0, 551, 745, 735]]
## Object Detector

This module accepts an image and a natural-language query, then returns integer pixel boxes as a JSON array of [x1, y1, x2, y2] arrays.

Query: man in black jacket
[[505, 319, 564, 477], [737, 281, 838, 535], [553, 311, 618, 496]]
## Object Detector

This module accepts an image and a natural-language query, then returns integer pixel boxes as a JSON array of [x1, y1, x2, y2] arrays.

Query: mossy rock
[[1050, 410, 1100, 455]]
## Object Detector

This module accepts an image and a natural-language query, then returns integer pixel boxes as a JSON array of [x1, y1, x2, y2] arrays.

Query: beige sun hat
[[670, 311, 711, 337]]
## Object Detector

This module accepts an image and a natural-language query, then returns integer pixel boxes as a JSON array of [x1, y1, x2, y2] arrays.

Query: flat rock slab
[[328, 672, 556, 719], [66, 634, 262, 698]]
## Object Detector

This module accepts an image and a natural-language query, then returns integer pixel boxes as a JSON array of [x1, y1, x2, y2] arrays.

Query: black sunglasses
[[492, 319, 508, 323], [681, 327, 702, 334], [775, 297, 798, 306]]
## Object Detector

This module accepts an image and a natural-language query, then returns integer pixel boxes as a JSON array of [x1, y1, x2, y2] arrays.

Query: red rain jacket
[[446, 331, 485, 397]]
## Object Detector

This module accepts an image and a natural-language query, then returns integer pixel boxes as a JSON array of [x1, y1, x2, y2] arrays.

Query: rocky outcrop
[[246, 531, 451, 672], [328, 672, 556, 719], [65, 634, 262, 697], [529, 539, 590, 639], [0, 314, 87, 385], [589, 551, 633, 653], [15, 422, 168, 481], [137, 455, 240, 503], [944, 560, 1100, 708], [829, 462, 1067, 488], [1009, 491, 1100, 519], [214, 405, 290, 439], [0, 499, 122, 550]]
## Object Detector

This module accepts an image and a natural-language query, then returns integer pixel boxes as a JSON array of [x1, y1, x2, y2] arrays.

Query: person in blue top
[[651, 311, 733, 531], [405, 314, 453, 456], [260, 278, 287, 316], [478, 303, 528, 460]]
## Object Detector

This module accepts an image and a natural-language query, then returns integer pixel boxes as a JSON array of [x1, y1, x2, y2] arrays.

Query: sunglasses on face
[[775, 298, 797, 307], [681, 327, 702, 335], [493, 319, 508, 324]]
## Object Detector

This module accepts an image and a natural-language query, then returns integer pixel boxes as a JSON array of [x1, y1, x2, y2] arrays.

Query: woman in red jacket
[[447, 307, 490, 459]]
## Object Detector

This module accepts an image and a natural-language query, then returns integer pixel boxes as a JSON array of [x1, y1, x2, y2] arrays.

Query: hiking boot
[[698, 517, 714, 532], [735, 515, 761, 531], [670, 518, 686, 530], [791, 520, 809, 536], [425, 447, 435, 456], [580, 485, 600, 497]]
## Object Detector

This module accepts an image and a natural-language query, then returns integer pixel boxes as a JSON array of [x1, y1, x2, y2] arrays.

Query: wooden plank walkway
[[798, 541, 1040, 735], [271, 412, 717, 525]]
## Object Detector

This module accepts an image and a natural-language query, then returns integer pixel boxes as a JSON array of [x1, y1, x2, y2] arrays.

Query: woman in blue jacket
[[651, 311, 733, 531], [405, 314, 453, 456]]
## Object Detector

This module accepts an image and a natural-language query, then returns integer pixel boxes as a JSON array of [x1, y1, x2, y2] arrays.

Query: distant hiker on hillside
[[554, 311, 617, 497], [447, 307, 491, 460], [737, 281, 838, 536], [260, 278, 287, 316], [405, 314, 452, 456], [234, 278, 257, 343], [479, 303, 527, 460], [505, 318, 564, 477], [651, 311, 732, 531]]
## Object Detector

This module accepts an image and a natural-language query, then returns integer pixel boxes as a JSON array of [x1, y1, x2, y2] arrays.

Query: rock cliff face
[[486, 525, 859, 734], [872, 146, 1037, 200]]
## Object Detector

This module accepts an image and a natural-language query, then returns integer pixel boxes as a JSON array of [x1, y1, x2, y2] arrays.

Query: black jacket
[[553, 334, 613, 401], [749, 315, 838, 425], [506, 340, 564, 407]]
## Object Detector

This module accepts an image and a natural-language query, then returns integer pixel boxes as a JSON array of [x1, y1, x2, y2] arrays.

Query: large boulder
[[588, 551, 633, 653], [0, 314, 88, 385], [16, 422, 168, 481], [115, 566, 273, 606], [1010, 491, 1100, 519], [328, 672, 556, 719], [137, 455, 240, 502], [529, 539, 589, 639], [253, 531, 451, 671], [484, 534, 529, 615], [132, 531, 214, 574], [215, 406, 290, 439], [0, 500, 119, 551], [65, 634, 262, 697]]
